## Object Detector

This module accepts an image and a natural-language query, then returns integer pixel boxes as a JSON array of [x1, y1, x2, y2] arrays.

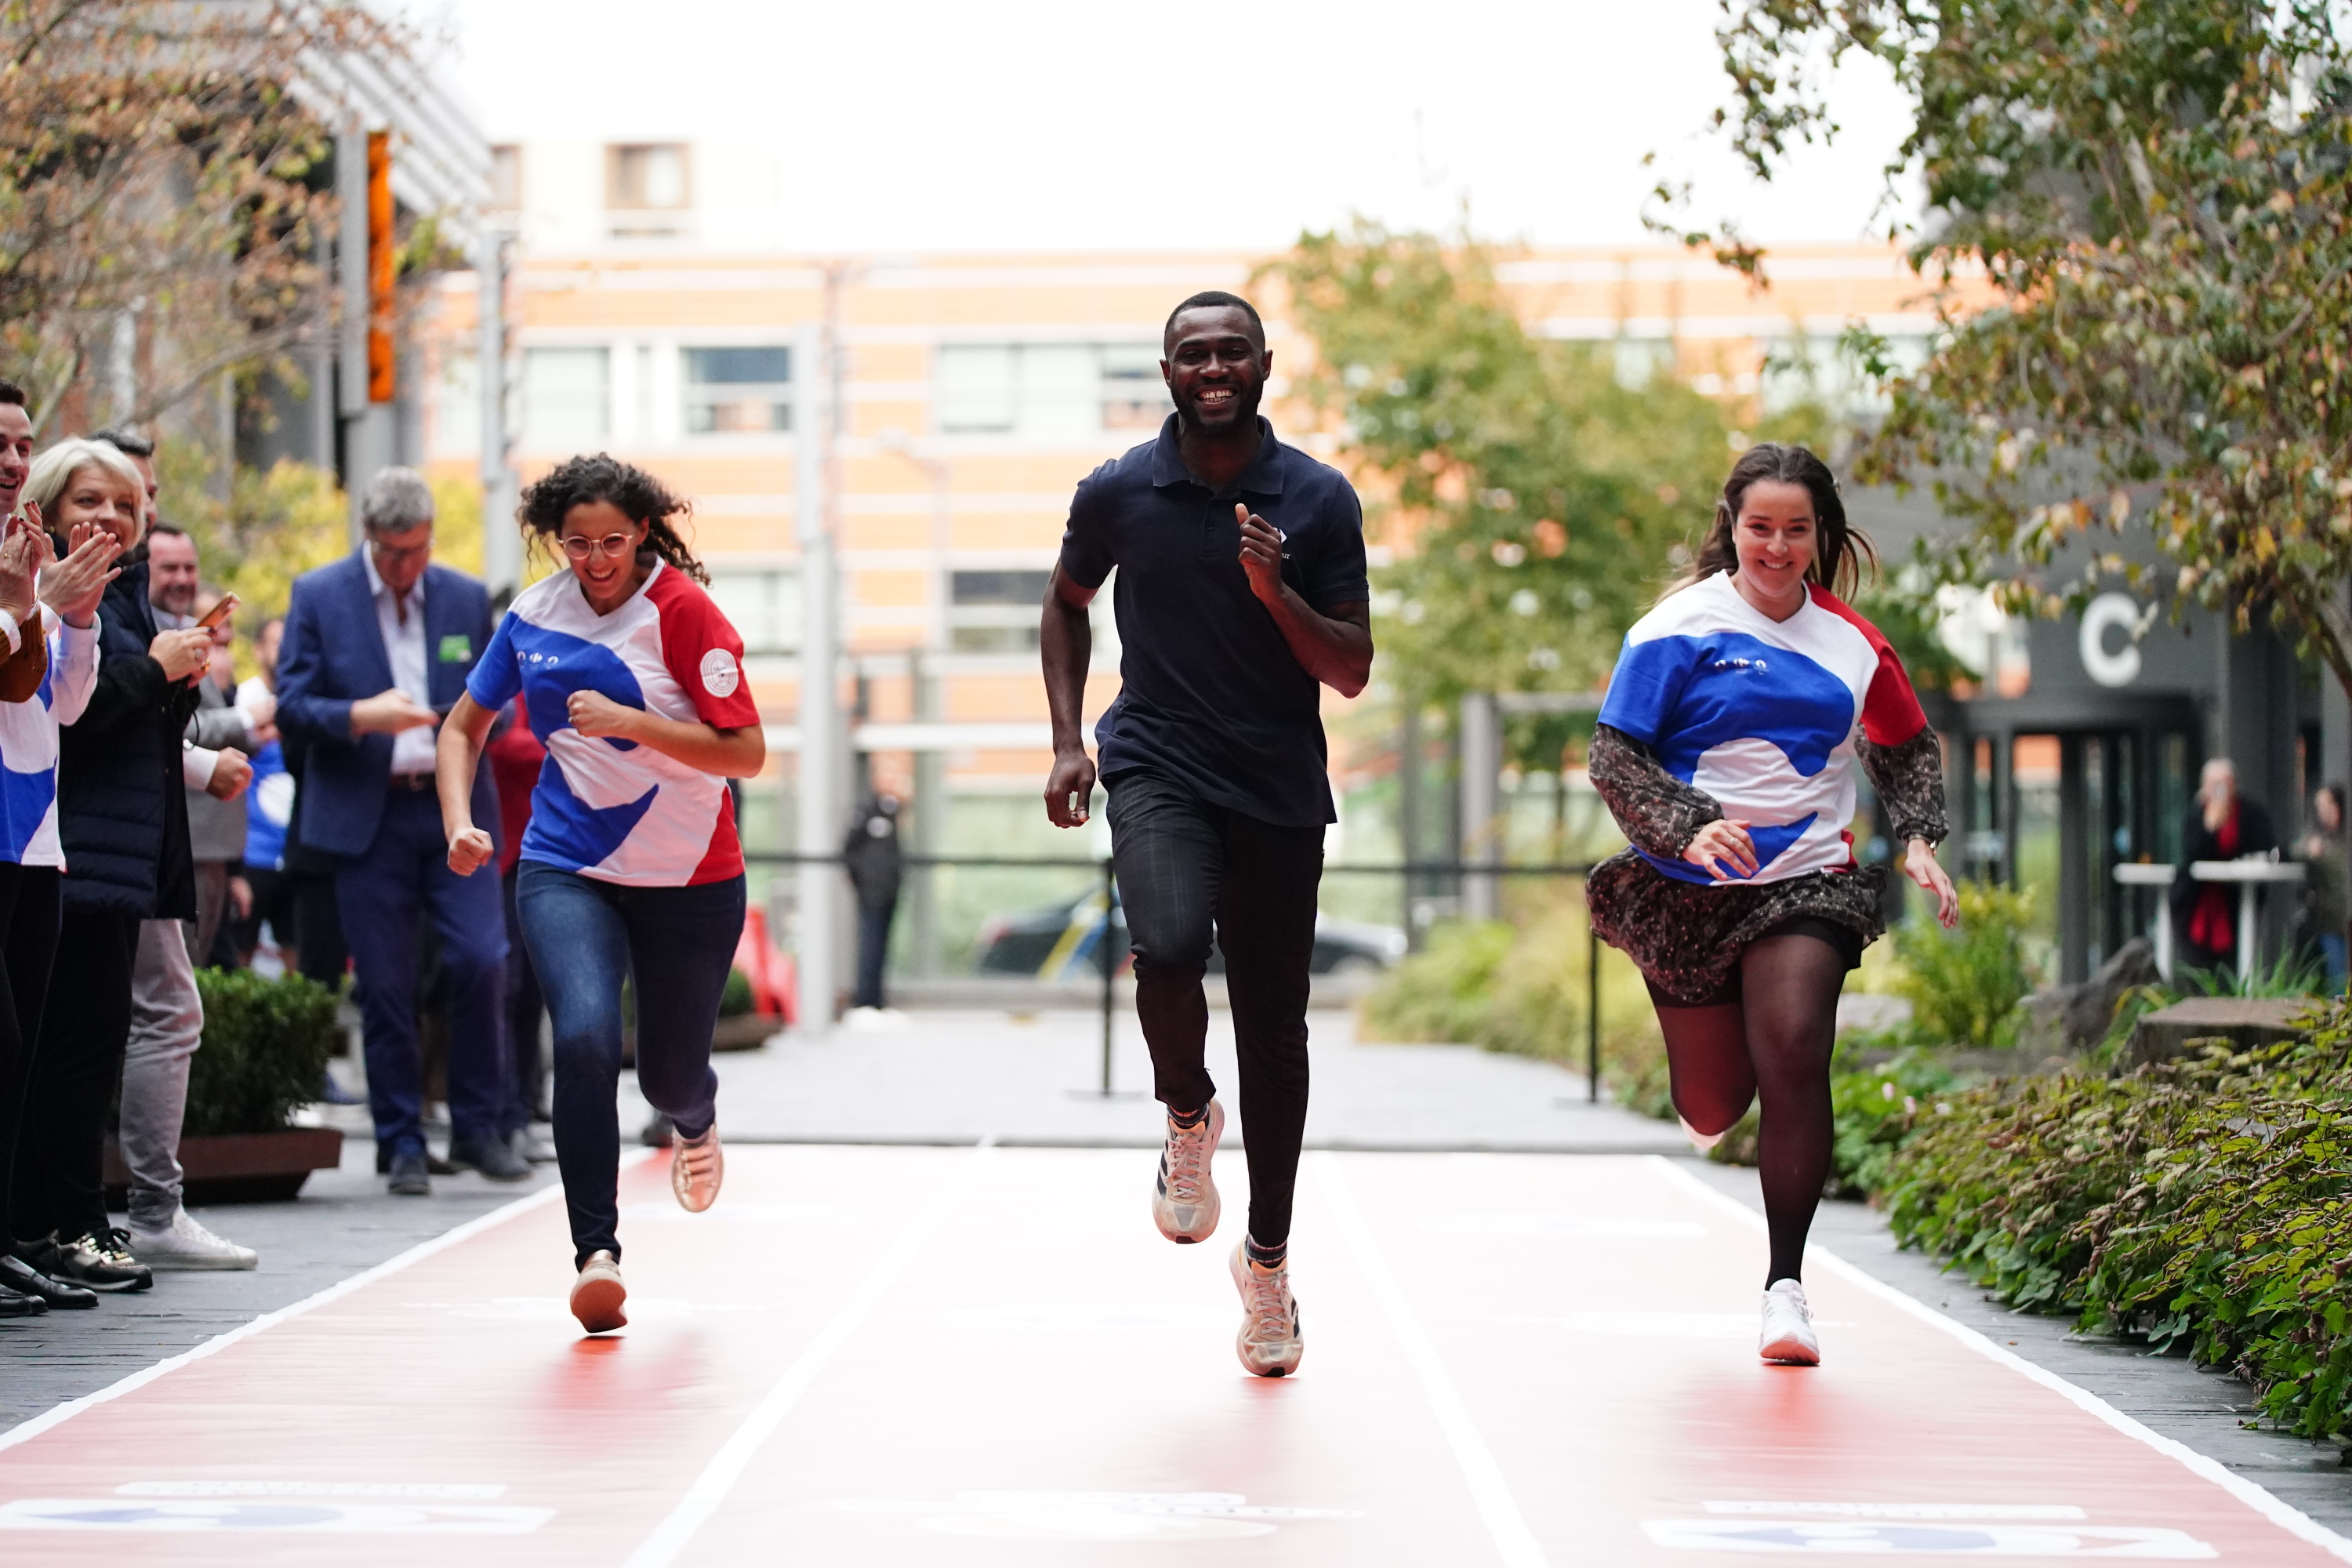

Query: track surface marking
[[1, 1147, 2343, 1563]]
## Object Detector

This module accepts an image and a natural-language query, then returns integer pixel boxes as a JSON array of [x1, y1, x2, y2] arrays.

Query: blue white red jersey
[[468, 561, 758, 887], [1596, 573, 1928, 886], [0, 611, 98, 868]]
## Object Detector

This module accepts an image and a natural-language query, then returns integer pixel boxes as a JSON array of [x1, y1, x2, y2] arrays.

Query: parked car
[[974, 890, 1406, 981]]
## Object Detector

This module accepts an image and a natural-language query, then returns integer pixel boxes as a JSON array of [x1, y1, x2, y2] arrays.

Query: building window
[[948, 568, 1050, 652], [521, 347, 609, 452], [935, 343, 1167, 438], [706, 569, 799, 655], [488, 144, 522, 212], [607, 143, 691, 210], [683, 347, 792, 434]]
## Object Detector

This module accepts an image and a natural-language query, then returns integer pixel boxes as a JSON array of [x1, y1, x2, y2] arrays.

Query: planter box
[[713, 1013, 780, 1052], [104, 1127, 344, 1206], [2128, 996, 2316, 1067]]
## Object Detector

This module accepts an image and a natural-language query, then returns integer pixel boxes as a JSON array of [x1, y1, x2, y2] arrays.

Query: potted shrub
[[107, 968, 344, 1203]]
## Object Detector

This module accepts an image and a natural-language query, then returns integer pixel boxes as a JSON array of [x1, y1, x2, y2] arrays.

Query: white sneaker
[[570, 1250, 627, 1334], [671, 1123, 724, 1213], [1151, 1100, 1224, 1243], [1230, 1243, 1305, 1377], [128, 1210, 257, 1272], [1759, 1278, 1820, 1365], [1679, 1115, 1726, 1152]]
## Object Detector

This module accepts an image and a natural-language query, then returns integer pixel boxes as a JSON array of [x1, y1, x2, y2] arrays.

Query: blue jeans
[[517, 862, 745, 1265], [2321, 931, 2347, 996], [336, 788, 510, 1160]]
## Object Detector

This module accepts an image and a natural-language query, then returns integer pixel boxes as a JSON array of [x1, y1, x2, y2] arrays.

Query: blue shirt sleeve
[[1057, 468, 1116, 590], [1596, 635, 1698, 746], [466, 610, 524, 713]]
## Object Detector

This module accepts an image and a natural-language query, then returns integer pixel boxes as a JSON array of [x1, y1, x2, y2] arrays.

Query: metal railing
[[742, 852, 1603, 1102]]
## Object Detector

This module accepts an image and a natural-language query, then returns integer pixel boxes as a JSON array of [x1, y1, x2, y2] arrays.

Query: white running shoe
[[1679, 1115, 1726, 1152], [1152, 1100, 1224, 1243], [1759, 1278, 1820, 1365], [128, 1209, 257, 1272], [1230, 1243, 1305, 1377], [571, 1250, 628, 1334], [671, 1123, 723, 1213]]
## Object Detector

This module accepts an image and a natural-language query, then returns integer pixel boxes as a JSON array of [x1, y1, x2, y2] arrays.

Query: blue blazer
[[277, 551, 499, 859]]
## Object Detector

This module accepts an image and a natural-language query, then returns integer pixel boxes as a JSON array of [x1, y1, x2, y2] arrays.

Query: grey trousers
[[120, 917, 203, 1230]]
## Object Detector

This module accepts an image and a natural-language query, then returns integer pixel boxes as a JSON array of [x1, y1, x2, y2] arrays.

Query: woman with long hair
[[0, 439, 122, 1315], [437, 454, 763, 1335], [1586, 442, 1957, 1366]]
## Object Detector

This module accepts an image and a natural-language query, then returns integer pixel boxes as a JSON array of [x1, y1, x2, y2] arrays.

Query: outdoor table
[[2111, 862, 2179, 978], [2188, 858, 2307, 982]]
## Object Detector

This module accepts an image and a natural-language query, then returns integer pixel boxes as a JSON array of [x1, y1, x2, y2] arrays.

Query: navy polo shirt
[[1059, 415, 1369, 826]]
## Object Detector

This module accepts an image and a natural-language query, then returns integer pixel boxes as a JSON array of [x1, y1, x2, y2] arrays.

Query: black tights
[[1653, 932, 1847, 1287]]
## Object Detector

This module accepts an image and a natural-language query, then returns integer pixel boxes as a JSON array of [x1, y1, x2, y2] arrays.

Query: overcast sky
[[429, 0, 1915, 252]]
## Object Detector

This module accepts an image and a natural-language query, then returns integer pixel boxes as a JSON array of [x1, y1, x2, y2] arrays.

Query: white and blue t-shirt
[[0, 609, 100, 867], [467, 560, 760, 887], [1596, 573, 1929, 886]]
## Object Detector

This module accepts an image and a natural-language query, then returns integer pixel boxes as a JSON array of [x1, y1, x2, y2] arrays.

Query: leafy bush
[[184, 969, 340, 1137], [720, 967, 755, 1018], [1890, 881, 2036, 1047], [1357, 896, 1672, 1116], [1866, 1001, 2352, 1437]]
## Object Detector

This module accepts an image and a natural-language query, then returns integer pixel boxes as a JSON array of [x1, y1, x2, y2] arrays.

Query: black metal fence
[[742, 853, 1603, 1102]]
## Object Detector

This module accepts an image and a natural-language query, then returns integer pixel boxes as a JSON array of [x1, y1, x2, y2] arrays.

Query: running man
[[439, 456, 762, 1336], [1041, 290, 1372, 1377]]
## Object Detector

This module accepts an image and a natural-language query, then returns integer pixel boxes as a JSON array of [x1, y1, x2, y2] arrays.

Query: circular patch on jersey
[[700, 648, 741, 699]]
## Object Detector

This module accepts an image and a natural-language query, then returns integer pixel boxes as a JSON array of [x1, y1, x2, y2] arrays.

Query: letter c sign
[[2078, 593, 2143, 688]]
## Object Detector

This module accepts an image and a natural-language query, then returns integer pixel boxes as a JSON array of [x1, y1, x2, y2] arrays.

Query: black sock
[[1245, 1235, 1287, 1270], [1167, 1105, 1207, 1130]]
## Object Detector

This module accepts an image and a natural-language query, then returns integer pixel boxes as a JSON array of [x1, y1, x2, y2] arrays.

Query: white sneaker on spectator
[[129, 1209, 258, 1272]]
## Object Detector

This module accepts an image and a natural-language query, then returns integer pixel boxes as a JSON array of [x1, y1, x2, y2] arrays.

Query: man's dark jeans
[[517, 862, 744, 1265], [1105, 768, 1323, 1249], [336, 787, 509, 1161]]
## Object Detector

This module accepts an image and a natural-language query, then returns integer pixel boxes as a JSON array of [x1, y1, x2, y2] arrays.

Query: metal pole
[[1100, 855, 1116, 1096], [476, 227, 519, 597], [793, 321, 838, 1033], [1587, 916, 1601, 1103]]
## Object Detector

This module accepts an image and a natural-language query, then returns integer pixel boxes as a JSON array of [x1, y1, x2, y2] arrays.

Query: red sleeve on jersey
[[1808, 584, 1929, 746], [647, 568, 764, 730]]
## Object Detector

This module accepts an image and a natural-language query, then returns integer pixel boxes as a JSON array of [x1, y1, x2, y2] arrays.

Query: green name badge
[[437, 634, 471, 663]]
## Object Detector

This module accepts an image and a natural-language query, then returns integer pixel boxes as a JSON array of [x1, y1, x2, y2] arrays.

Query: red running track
[[0, 1145, 2345, 1563]]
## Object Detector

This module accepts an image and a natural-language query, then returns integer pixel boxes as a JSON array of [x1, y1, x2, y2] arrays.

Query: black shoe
[[0, 1279, 46, 1317], [374, 1146, 456, 1176], [0, 1252, 97, 1309], [44, 1229, 154, 1293], [639, 1113, 676, 1149], [447, 1134, 531, 1182], [510, 1127, 557, 1165], [387, 1149, 431, 1196]]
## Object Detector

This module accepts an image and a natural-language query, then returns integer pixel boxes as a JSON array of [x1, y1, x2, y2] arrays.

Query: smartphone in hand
[[195, 592, 239, 631]]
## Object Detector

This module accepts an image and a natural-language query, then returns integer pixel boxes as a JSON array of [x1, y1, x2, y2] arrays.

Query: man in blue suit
[[277, 468, 524, 1194]]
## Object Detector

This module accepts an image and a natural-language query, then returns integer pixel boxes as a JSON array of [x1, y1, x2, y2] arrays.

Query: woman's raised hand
[[38, 524, 118, 628], [1682, 818, 1759, 880]]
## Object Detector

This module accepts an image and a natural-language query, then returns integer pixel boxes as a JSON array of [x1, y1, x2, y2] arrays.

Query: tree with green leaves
[[1680, 2, 2352, 691], [1261, 223, 1737, 724]]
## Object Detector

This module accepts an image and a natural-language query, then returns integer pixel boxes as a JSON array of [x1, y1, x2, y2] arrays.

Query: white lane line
[[1316, 1152, 1550, 1568], [0, 1156, 641, 1457], [622, 1138, 1000, 1568], [1650, 1155, 2352, 1565]]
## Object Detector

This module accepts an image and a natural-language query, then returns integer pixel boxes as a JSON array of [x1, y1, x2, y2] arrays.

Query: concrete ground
[[5, 1004, 2348, 1537]]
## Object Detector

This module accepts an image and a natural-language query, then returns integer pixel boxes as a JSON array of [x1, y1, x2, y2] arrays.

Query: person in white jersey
[[438, 454, 763, 1336], [1586, 443, 1957, 1367]]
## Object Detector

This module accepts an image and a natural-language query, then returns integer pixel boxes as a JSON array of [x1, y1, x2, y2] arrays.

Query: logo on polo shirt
[[700, 648, 740, 698]]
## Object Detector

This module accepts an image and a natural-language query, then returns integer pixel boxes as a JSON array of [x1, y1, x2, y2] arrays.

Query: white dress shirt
[[361, 546, 437, 776]]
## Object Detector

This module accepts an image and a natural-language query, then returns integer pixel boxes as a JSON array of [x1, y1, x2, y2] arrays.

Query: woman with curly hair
[[1585, 442, 1957, 1367], [436, 454, 763, 1334]]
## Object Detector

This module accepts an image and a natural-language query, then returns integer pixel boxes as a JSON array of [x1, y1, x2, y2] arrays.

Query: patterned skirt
[[1585, 848, 1887, 1006]]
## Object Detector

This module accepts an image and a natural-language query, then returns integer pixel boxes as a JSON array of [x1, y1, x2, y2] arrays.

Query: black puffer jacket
[[56, 557, 201, 918]]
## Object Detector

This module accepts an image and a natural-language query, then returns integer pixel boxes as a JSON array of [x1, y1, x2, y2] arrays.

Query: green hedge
[[1867, 1001, 2352, 1439], [184, 968, 340, 1137]]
